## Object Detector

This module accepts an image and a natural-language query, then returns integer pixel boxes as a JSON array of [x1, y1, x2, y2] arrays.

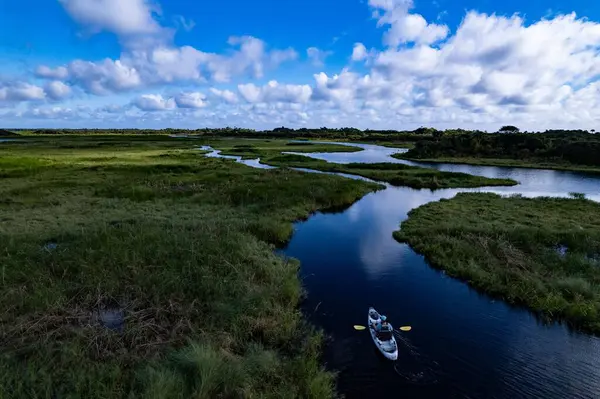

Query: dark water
[[281, 144, 600, 399], [204, 142, 600, 398]]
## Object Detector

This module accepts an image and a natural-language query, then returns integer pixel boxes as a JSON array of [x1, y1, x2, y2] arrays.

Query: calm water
[[206, 143, 600, 398]]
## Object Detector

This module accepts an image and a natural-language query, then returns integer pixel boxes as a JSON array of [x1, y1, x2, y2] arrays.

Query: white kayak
[[368, 307, 398, 360]]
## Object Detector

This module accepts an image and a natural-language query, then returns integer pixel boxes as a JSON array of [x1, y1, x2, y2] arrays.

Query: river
[[204, 142, 600, 399]]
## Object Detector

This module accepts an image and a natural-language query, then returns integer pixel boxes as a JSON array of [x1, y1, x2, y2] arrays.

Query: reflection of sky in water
[[199, 146, 275, 169], [289, 143, 600, 202], [206, 141, 600, 398], [286, 180, 600, 398]]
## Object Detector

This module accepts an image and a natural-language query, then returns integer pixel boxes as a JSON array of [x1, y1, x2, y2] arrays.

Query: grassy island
[[394, 192, 600, 333], [261, 153, 518, 189]]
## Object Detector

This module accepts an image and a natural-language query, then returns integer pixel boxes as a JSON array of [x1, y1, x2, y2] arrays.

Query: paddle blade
[[354, 325, 367, 331], [399, 326, 412, 332]]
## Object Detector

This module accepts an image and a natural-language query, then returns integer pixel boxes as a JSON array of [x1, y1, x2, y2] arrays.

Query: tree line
[[405, 130, 600, 166], [8, 127, 437, 142]]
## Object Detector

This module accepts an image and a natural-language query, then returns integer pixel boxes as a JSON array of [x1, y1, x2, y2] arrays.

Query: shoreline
[[394, 154, 600, 175], [394, 192, 600, 334]]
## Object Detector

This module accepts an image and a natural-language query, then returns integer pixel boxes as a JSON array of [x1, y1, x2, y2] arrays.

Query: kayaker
[[373, 315, 387, 331]]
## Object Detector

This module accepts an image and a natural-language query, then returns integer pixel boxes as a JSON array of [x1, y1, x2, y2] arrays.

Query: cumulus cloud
[[67, 59, 142, 94], [34, 36, 297, 95], [10, 1, 600, 130], [369, 0, 449, 46], [132, 94, 176, 111], [35, 65, 69, 80], [209, 36, 297, 82], [25, 106, 78, 119], [210, 88, 239, 103], [59, 0, 163, 37], [351, 43, 368, 61], [99, 104, 124, 113], [45, 81, 72, 100], [175, 92, 207, 108], [0, 82, 46, 102], [238, 81, 312, 104]]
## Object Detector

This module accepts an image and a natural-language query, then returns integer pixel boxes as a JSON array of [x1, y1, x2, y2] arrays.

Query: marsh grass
[[208, 139, 362, 160], [0, 136, 380, 397], [394, 192, 600, 333], [262, 154, 517, 189]]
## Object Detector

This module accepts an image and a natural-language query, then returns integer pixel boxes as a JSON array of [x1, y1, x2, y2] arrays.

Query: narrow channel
[[205, 143, 600, 399]]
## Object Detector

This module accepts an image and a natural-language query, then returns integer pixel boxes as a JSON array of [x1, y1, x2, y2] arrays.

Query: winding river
[[204, 142, 600, 399]]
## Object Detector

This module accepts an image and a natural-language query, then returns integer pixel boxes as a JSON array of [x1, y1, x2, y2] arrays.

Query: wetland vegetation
[[260, 154, 517, 189], [0, 135, 380, 397], [394, 192, 600, 333]]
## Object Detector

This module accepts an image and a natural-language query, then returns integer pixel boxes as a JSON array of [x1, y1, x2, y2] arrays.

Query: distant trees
[[499, 125, 520, 133], [406, 130, 600, 166], [0, 129, 18, 137]]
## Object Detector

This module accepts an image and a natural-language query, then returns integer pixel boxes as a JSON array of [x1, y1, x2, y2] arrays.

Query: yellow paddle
[[353, 325, 412, 331]]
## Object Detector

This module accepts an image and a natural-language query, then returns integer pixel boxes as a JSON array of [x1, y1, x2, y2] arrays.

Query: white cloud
[[238, 81, 312, 104], [0, 82, 46, 102], [207, 36, 297, 82], [59, 0, 163, 37], [307, 47, 332, 66], [99, 104, 124, 113], [8, 3, 600, 130], [351, 43, 368, 61], [67, 59, 142, 94], [210, 88, 239, 103], [175, 92, 207, 109], [132, 94, 176, 111], [45, 81, 72, 100], [136, 46, 209, 83], [25, 107, 78, 119], [35, 65, 69, 80], [34, 37, 297, 94], [369, 0, 449, 46]]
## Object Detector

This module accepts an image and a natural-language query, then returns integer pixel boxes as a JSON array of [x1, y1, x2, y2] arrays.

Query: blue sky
[[1, 0, 600, 130]]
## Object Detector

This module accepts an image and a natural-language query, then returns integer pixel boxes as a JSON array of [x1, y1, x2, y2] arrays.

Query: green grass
[[393, 154, 600, 175], [0, 136, 382, 398], [206, 139, 362, 160], [394, 192, 600, 333], [261, 154, 517, 189]]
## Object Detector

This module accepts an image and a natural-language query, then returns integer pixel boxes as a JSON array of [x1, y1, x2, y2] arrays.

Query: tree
[[499, 125, 520, 133]]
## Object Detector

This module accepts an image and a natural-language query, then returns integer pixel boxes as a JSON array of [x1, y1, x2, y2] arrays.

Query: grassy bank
[[393, 154, 600, 174], [261, 154, 517, 189], [394, 192, 600, 333], [206, 139, 362, 159], [0, 136, 381, 397]]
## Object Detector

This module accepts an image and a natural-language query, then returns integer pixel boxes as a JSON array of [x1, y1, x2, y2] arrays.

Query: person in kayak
[[373, 315, 388, 332]]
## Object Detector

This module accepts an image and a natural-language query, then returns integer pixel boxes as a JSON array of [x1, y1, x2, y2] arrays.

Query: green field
[[394, 192, 600, 333], [0, 136, 383, 398]]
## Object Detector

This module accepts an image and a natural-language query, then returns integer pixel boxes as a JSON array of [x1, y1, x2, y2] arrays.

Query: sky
[[1, 0, 600, 130]]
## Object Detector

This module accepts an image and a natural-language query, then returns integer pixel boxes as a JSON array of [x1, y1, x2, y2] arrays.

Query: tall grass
[[0, 136, 379, 397], [394, 192, 600, 333]]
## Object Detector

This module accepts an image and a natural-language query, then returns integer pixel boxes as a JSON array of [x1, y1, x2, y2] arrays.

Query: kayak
[[368, 307, 398, 360]]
